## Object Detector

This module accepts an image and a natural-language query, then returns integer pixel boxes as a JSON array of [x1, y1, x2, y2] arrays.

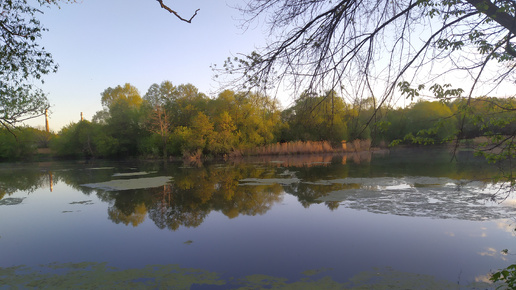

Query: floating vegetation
[[0, 197, 25, 206], [81, 176, 173, 191], [0, 263, 224, 289], [69, 200, 94, 205], [314, 177, 516, 221], [302, 268, 333, 276], [112, 172, 156, 177], [0, 263, 499, 289], [307, 176, 455, 188], [184, 240, 193, 245], [239, 177, 300, 186]]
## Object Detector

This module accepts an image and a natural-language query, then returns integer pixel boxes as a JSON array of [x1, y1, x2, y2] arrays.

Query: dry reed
[[242, 139, 372, 157], [246, 141, 339, 156]]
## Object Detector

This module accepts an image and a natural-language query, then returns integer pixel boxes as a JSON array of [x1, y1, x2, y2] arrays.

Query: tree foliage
[[0, 0, 64, 128]]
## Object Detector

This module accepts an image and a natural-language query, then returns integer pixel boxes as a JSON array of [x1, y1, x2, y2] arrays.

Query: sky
[[26, 0, 270, 131]]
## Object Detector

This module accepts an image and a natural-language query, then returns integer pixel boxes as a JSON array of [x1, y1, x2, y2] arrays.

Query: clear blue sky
[[26, 0, 268, 131]]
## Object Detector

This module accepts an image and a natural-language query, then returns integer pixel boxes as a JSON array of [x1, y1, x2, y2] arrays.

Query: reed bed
[[244, 139, 371, 156], [246, 141, 333, 156]]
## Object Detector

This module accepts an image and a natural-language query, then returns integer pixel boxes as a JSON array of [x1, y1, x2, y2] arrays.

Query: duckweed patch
[[81, 176, 173, 191], [239, 177, 300, 186], [112, 172, 156, 177], [0, 263, 224, 290], [315, 177, 516, 221], [69, 200, 94, 205], [302, 268, 333, 276], [0, 264, 501, 289], [0, 197, 25, 206]]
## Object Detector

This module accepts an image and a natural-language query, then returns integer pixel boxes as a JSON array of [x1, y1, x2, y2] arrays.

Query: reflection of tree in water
[[0, 167, 54, 198], [108, 203, 147, 227], [147, 184, 210, 230], [283, 148, 505, 213], [1, 149, 506, 224], [0, 161, 127, 198], [102, 164, 284, 230], [285, 182, 360, 209]]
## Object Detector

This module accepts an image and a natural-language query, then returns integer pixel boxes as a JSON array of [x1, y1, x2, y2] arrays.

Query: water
[[0, 147, 514, 289]]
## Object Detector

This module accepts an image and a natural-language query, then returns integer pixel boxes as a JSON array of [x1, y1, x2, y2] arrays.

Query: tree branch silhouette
[[156, 0, 200, 23]]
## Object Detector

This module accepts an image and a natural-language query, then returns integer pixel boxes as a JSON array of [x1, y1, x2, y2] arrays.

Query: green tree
[[401, 101, 457, 144], [167, 83, 209, 127], [213, 90, 281, 149], [101, 83, 142, 109], [211, 111, 238, 155], [188, 111, 215, 155], [51, 120, 117, 158], [99, 83, 145, 157], [282, 90, 348, 144], [0, 0, 72, 128], [143, 81, 178, 158], [0, 126, 40, 160]]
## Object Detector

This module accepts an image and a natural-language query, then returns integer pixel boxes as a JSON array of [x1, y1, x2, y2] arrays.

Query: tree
[[143, 81, 178, 159], [101, 83, 142, 109], [188, 111, 215, 154], [0, 0, 68, 130], [99, 83, 145, 157], [282, 90, 348, 143], [211, 111, 238, 155], [402, 101, 458, 144], [51, 120, 118, 158], [167, 83, 209, 127]]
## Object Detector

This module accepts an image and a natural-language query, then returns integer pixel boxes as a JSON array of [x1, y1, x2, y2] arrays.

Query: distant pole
[[81, 112, 84, 121], [45, 109, 49, 132]]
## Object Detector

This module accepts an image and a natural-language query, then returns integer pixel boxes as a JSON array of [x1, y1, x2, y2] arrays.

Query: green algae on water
[[0, 197, 25, 206], [81, 176, 173, 191], [112, 171, 156, 177], [0, 263, 502, 289], [239, 177, 300, 186]]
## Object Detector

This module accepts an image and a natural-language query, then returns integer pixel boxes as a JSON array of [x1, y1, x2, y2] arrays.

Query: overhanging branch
[[156, 0, 200, 23], [465, 0, 516, 35]]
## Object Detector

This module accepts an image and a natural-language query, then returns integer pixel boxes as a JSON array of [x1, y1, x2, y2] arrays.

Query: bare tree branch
[[156, 0, 200, 23]]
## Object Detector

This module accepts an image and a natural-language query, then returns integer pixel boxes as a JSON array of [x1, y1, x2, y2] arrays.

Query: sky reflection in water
[[0, 148, 514, 288]]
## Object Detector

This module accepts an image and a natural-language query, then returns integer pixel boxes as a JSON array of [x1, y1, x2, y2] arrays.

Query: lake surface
[[1, 147, 515, 289]]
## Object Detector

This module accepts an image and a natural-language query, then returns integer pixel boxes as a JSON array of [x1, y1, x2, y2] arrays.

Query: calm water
[[1, 148, 515, 289]]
